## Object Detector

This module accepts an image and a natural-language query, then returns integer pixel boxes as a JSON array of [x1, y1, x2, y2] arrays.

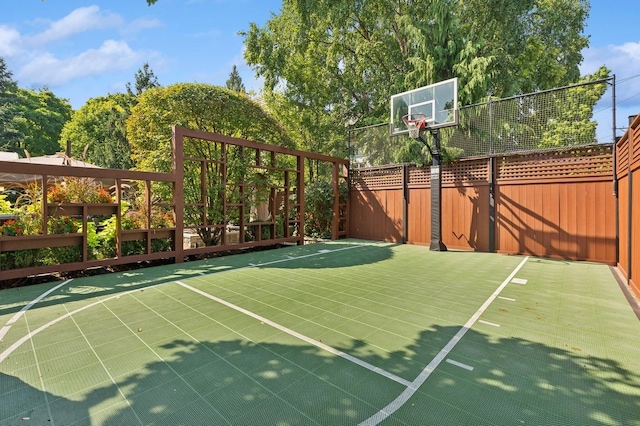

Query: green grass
[[1, 240, 639, 425]]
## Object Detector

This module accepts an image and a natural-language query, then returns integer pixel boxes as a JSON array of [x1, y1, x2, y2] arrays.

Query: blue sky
[[1, 0, 639, 140]]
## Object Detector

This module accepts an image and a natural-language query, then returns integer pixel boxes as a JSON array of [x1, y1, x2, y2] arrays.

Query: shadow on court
[[5, 324, 638, 425], [0, 242, 394, 318]]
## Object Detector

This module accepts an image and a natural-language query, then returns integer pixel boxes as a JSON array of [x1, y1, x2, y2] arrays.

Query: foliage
[[13, 88, 72, 156], [1, 58, 71, 156], [0, 194, 12, 213], [226, 65, 246, 93], [127, 83, 295, 246], [44, 215, 82, 265], [303, 180, 348, 239], [127, 83, 294, 171], [243, 0, 592, 160], [261, 91, 346, 180], [126, 62, 160, 96], [47, 178, 114, 204], [0, 57, 22, 152], [47, 216, 80, 234], [0, 175, 173, 268], [539, 66, 611, 147], [96, 215, 118, 258], [0, 219, 23, 236], [85, 221, 99, 260], [59, 93, 135, 169]]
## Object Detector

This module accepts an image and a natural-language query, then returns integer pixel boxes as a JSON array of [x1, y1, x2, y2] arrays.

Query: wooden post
[[172, 126, 185, 263]]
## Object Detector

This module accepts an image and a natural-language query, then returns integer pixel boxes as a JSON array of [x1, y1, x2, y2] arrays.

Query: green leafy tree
[[225, 65, 246, 93], [59, 93, 135, 169], [126, 62, 160, 97], [261, 90, 345, 181], [243, 0, 591, 160], [127, 83, 294, 171], [538, 66, 611, 147], [127, 83, 295, 245], [13, 88, 72, 156], [457, 0, 590, 97], [0, 57, 22, 152]]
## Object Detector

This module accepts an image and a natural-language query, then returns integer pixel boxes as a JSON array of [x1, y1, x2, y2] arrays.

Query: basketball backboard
[[390, 77, 458, 136]]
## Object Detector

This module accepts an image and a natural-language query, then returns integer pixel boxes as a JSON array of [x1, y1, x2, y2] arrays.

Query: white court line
[[0, 244, 366, 364], [478, 319, 500, 327], [62, 304, 145, 426], [0, 286, 151, 364], [244, 245, 361, 269], [498, 296, 516, 302], [0, 279, 72, 341], [446, 358, 474, 371], [24, 305, 56, 426], [176, 280, 412, 387], [358, 256, 530, 426]]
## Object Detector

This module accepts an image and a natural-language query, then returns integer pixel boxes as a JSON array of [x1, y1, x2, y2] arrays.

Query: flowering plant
[[46, 180, 114, 204], [47, 185, 70, 203], [96, 188, 114, 204], [48, 216, 80, 234], [0, 219, 23, 236]]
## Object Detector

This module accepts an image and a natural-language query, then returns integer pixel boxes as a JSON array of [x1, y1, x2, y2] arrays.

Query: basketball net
[[402, 113, 427, 139]]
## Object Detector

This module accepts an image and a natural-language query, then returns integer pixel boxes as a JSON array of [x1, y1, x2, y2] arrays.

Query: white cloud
[[27, 6, 123, 47], [582, 41, 640, 80], [581, 41, 640, 139], [0, 25, 22, 56], [582, 41, 640, 104], [19, 40, 141, 86]]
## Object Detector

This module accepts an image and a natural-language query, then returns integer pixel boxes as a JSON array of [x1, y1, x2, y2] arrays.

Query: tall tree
[[243, 0, 591, 140], [14, 88, 72, 156], [126, 62, 160, 97], [127, 83, 294, 172], [127, 83, 295, 246], [225, 65, 246, 93], [59, 93, 135, 169], [0, 57, 22, 152]]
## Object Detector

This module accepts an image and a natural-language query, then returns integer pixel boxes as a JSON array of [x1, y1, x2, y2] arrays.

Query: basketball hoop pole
[[411, 129, 446, 251], [392, 78, 457, 252], [427, 129, 446, 251]]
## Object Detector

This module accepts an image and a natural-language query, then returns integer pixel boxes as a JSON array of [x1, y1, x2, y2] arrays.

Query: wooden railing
[[0, 127, 349, 282]]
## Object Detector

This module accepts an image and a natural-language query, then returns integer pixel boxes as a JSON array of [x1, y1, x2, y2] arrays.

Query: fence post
[[402, 164, 408, 244], [172, 126, 185, 264], [297, 155, 305, 245], [332, 161, 339, 240], [489, 156, 496, 252]]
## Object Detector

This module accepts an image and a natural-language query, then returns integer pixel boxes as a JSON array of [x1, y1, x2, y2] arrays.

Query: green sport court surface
[[1, 240, 639, 425]]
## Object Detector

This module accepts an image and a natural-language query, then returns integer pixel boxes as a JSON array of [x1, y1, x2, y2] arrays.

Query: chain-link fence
[[349, 78, 614, 167]]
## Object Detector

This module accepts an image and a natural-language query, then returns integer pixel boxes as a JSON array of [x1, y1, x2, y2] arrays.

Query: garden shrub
[[304, 180, 348, 239]]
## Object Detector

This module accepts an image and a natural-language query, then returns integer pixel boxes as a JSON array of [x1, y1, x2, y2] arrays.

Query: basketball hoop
[[402, 113, 427, 139]]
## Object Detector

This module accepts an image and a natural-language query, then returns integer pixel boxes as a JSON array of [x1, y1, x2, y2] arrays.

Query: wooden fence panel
[[441, 184, 490, 251], [616, 135, 630, 279], [407, 186, 430, 245], [350, 145, 617, 264], [496, 179, 615, 263], [628, 115, 640, 298], [349, 189, 403, 242]]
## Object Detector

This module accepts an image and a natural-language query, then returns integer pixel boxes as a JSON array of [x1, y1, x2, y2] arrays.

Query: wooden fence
[[0, 127, 348, 281], [616, 114, 640, 298], [350, 144, 617, 265]]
